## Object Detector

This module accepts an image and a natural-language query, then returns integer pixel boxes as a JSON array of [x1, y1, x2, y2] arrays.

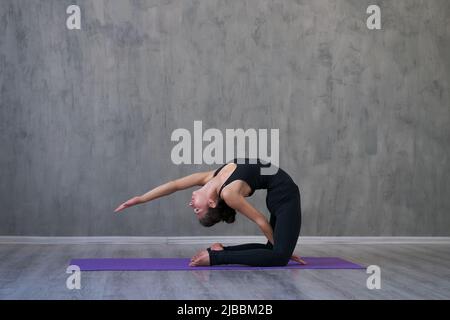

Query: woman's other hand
[[290, 254, 307, 265], [114, 196, 143, 213]]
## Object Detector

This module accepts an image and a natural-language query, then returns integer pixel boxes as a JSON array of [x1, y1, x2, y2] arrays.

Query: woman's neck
[[200, 177, 221, 202]]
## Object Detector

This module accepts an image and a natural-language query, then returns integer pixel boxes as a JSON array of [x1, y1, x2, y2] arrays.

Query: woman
[[114, 158, 306, 267]]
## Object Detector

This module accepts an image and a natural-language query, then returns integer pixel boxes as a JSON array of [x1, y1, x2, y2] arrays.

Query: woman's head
[[198, 198, 236, 227], [189, 189, 213, 218], [189, 188, 236, 227]]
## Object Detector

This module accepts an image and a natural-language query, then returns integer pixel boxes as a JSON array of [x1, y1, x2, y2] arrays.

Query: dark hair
[[199, 199, 236, 227]]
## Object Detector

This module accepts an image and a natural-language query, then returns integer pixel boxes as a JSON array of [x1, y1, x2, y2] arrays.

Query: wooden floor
[[0, 243, 449, 299]]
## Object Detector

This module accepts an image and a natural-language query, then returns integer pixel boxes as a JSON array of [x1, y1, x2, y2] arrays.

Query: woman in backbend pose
[[114, 158, 305, 267]]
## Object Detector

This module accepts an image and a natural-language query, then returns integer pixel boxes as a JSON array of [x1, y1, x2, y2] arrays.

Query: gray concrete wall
[[1, 0, 449, 236]]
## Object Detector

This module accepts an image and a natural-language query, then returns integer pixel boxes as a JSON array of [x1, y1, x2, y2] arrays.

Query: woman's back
[[214, 158, 299, 205]]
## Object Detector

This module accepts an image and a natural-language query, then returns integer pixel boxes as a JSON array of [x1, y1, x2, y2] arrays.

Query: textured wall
[[1, 0, 449, 236]]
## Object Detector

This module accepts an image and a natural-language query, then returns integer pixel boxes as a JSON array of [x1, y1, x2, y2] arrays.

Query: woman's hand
[[114, 196, 143, 213], [290, 254, 307, 265]]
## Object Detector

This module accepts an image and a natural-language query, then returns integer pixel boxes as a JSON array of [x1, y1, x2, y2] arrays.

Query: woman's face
[[189, 189, 208, 219]]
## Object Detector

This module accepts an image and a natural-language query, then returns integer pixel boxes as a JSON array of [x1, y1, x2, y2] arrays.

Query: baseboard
[[0, 236, 449, 245]]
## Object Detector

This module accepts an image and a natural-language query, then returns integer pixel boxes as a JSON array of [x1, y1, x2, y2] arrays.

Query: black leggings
[[208, 188, 301, 267]]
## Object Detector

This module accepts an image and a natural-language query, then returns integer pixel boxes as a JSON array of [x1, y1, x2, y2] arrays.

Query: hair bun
[[224, 215, 235, 224]]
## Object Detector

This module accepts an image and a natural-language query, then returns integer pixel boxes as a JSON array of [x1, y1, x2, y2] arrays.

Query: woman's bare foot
[[210, 243, 224, 251], [189, 250, 210, 267]]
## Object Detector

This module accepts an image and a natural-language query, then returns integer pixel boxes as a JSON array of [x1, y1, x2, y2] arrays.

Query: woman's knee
[[268, 252, 291, 266]]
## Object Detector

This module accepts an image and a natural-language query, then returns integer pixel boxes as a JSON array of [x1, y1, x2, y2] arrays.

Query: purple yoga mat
[[69, 257, 365, 271]]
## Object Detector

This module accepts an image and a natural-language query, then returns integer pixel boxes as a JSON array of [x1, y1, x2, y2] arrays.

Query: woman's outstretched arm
[[114, 170, 215, 213], [140, 170, 214, 202]]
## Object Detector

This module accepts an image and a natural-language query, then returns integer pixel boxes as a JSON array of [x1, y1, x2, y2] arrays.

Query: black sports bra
[[213, 158, 273, 197]]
